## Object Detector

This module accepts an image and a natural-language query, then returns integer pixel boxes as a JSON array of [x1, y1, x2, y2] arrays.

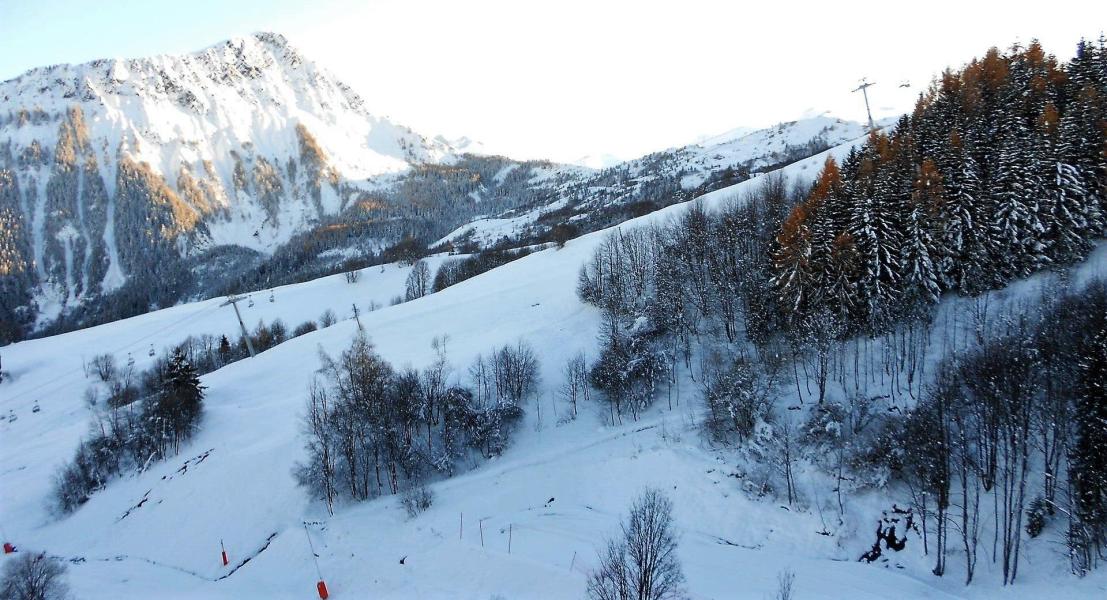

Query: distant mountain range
[[0, 32, 870, 342]]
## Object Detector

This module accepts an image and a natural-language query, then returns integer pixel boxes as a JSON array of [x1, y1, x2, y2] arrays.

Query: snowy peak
[[0, 31, 457, 175], [0, 32, 462, 327]]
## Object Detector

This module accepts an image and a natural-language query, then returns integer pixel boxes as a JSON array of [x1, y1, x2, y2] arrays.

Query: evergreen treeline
[[774, 39, 1106, 334]]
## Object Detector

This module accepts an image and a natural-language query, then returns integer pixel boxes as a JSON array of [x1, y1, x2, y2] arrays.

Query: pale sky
[[1, 0, 1103, 163]]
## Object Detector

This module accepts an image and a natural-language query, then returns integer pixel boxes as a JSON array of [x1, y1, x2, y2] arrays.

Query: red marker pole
[[221, 539, 229, 567], [304, 524, 329, 599]]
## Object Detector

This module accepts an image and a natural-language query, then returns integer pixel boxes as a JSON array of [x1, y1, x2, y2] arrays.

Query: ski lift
[[248, 297, 255, 308], [268, 290, 274, 303], [32, 403, 40, 413], [7, 411, 15, 423], [148, 344, 156, 357], [899, 80, 911, 88], [127, 353, 135, 367]]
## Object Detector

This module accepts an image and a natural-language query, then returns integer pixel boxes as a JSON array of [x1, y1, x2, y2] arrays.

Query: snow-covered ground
[[2, 141, 1106, 598]]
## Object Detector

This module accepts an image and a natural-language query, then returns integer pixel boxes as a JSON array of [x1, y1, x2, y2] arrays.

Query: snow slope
[[2, 139, 1106, 599]]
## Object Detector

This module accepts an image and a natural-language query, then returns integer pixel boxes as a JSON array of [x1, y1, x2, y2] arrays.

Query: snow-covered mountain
[[0, 32, 458, 329], [436, 115, 876, 249], [2, 135, 1104, 598]]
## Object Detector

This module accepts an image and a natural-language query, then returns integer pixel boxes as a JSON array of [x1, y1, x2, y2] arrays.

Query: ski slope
[[2, 140, 1106, 599]]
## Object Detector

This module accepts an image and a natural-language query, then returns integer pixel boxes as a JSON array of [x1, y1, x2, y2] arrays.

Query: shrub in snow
[[1026, 497, 1048, 538], [400, 484, 434, 518], [701, 354, 775, 443], [590, 319, 668, 424], [774, 569, 795, 600], [292, 320, 318, 337]]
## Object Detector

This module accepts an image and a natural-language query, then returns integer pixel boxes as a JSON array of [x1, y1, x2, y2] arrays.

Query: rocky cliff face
[[0, 33, 458, 336]]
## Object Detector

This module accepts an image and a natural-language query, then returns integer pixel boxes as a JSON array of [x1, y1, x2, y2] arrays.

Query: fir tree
[[146, 349, 205, 455], [901, 159, 943, 313]]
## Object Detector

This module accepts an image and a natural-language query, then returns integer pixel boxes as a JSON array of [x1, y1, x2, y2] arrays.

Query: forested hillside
[[578, 37, 1107, 584]]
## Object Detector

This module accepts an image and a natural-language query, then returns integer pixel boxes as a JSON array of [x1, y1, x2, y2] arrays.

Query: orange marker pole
[[304, 523, 329, 599]]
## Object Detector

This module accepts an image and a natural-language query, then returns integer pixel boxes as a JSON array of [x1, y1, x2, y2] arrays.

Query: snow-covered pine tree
[[147, 348, 205, 455], [935, 130, 992, 293], [846, 133, 904, 330], [810, 152, 854, 320], [901, 159, 943, 314], [989, 105, 1047, 280]]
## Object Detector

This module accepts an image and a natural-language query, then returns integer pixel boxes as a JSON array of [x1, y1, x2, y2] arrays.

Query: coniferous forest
[[578, 38, 1107, 584]]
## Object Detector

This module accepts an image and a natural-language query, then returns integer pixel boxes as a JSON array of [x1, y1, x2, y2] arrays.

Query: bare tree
[[302, 378, 336, 515], [90, 353, 117, 382], [405, 260, 431, 301], [493, 341, 540, 406], [560, 352, 589, 420], [1, 551, 70, 600], [587, 488, 685, 600]]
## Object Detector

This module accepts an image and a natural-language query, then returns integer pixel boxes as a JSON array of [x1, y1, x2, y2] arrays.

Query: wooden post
[[508, 524, 513, 554], [479, 520, 484, 548]]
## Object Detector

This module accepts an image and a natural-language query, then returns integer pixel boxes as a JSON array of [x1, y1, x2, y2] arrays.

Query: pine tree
[[217, 334, 232, 365], [773, 157, 841, 318], [989, 106, 1047, 279], [847, 137, 903, 329], [146, 349, 205, 455], [901, 159, 943, 313], [772, 202, 814, 315], [935, 130, 992, 293]]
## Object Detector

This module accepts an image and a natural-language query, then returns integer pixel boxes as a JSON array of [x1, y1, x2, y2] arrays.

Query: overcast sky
[[1, 0, 1102, 163]]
